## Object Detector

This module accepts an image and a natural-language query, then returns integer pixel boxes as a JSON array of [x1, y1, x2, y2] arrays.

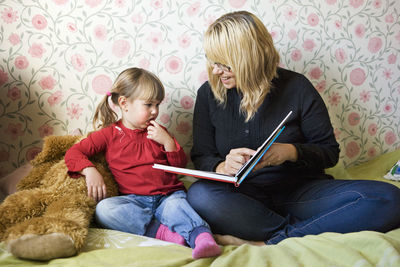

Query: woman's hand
[[216, 148, 255, 176], [254, 143, 298, 170], [81, 167, 107, 202], [147, 120, 176, 152]]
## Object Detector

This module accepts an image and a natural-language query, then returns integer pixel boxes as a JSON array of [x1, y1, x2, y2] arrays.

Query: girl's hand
[[147, 120, 176, 151], [81, 167, 107, 202], [254, 143, 298, 170], [216, 148, 255, 176]]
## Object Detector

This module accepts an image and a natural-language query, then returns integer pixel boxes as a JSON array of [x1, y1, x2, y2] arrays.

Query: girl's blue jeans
[[95, 190, 210, 247], [187, 178, 400, 244]]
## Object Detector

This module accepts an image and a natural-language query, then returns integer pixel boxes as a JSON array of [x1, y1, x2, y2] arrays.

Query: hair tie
[[106, 91, 111, 96]]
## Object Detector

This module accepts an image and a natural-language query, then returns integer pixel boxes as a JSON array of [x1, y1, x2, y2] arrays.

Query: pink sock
[[192, 232, 222, 259], [155, 224, 186, 246]]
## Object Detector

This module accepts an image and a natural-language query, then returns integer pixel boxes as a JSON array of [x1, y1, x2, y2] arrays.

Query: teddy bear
[[0, 134, 119, 261]]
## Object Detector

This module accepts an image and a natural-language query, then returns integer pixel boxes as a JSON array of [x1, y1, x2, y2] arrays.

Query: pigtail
[[93, 94, 118, 130]]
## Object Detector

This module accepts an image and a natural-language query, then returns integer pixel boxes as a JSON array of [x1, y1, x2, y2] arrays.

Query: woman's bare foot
[[214, 234, 264, 246]]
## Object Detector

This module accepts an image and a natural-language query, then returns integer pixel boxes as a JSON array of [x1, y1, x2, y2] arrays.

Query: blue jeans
[[186, 179, 400, 244], [95, 190, 210, 247]]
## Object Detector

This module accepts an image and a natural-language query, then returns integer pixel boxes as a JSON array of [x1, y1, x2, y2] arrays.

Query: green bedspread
[[1, 149, 400, 267]]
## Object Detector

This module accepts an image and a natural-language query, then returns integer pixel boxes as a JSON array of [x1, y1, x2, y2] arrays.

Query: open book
[[153, 111, 292, 186]]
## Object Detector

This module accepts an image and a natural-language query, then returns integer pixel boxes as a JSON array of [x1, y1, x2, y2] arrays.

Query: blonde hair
[[93, 67, 165, 130], [204, 11, 280, 121]]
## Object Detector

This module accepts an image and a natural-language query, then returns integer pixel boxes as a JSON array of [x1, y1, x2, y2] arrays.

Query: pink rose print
[[69, 128, 83, 136], [388, 54, 396, 64], [159, 113, 170, 125], [47, 90, 63, 106], [53, 0, 69, 5], [180, 96, 194, 110], [302, 39, 315, 52], [334, 20, 342, 29], [29, 43, 46, 58], [67, 103, 83, 120], [326, 0, 337, 4], [8, 33, 20, 45], [288, 29, 297, 40], [367, 147, 376, 158], [39, 75, 56, 90], [5, 123, 24, 140], [178, 34, 191, 49], [384, 131, 396, 145], [372, 0, 382, 8], [335, 48, 347, 64], [349, 68, 366, 86], [32, 14, 47, 30], [92, 74, 112, 95], [345, 141, 360, 158], [71, 54, 86, 72], [229, 0, 246, 8], [26, 147, 41, 161], [176, 121, 191, 135], [1, 7, 18, 24], [7, 86, 21, 100], [307, 13, 319, 27], [383, 103, 392, 113], [367, 37, 382, 53], [138, 58, 150, 69], [94, 24, 107, 41], [0, 69, 8, 86], [0, 150, 9, 162], [112, 39, 130, 58], [85, 0, 102, 8], [309, 67, 323, 80], [354, 24, 365, 38], [328, 92, 341, 106], [383, 68, 393, 80], [368, 123, 377, 136], [359, 90, 370, 103], [15, 55, 29, 69], [270, 31, 277, 40], [291, 49, 302, 61], [204, 15, 216, 27], [284, 7, 297, 21], [115, 0, 125, 8], [165, 56, 183, 74], [334, 128, 341, 140], [348, 112, 360, 126], [38, 124, 54, 138], [131, 13, 143, 24], [315, 80, 326, 93], [151, 0, 162, 9], [147, 31, 163, 49], [187, 2, 201, 16], [67, 22, 77, 32], [349, 0, 364, 8], [198, 71, 208, 84], [385, 14, 394, 23]]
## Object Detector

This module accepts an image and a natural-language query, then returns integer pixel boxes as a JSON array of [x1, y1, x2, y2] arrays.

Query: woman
[[187, 11, 400, 245]]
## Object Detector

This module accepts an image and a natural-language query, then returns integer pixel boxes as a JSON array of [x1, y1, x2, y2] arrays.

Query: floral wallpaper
[[0, 0, 399, 178]]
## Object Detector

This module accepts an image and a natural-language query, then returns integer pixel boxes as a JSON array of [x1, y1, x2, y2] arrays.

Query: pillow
[[384, 160, 400, 181]]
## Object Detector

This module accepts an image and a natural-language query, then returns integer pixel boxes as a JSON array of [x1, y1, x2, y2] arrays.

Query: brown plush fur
[[0, 135, 118, 260]]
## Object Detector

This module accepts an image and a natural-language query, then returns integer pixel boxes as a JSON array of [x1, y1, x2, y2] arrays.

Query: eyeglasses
[[205, 56, 231, 72]]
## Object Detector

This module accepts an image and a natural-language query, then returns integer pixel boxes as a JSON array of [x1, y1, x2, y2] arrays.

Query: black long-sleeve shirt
[[191, 68, 340, 185]]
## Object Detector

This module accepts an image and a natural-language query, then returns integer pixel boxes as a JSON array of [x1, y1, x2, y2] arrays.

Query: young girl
[[65, 68, 221, 259]]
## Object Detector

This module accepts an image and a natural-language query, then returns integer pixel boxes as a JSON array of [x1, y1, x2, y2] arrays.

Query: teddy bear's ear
[[30, 135, 84, 165]]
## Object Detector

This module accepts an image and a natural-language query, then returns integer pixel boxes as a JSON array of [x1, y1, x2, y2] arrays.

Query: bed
[[1, 149, 399, 267]]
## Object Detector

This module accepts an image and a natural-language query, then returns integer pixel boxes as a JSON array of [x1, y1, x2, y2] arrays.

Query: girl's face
[[211, 64, 236, 89], [120, 96, 160, 130]]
